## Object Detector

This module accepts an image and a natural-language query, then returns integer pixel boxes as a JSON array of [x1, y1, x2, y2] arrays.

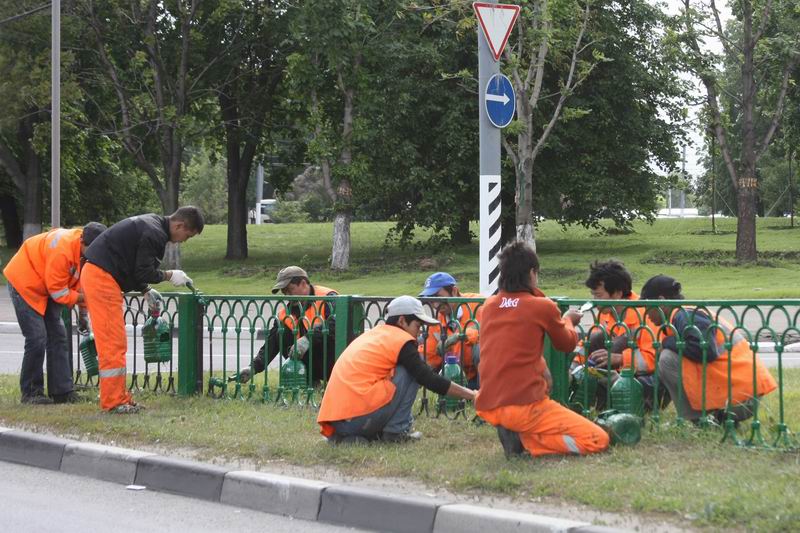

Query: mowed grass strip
[[0, 369, 799, 531]]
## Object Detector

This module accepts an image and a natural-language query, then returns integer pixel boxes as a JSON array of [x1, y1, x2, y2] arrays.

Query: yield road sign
[[473, 2, 520, 61], [485, 74, 516, 128]]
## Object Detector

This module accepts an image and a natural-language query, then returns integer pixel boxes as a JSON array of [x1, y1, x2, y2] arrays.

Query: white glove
[[169, 270, 192, 287], [144, 289, 163, 314], [289, 336, 310, 358]]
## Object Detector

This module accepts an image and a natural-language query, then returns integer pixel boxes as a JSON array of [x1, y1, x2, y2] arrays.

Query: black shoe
[[380, 430, 422, 443], [329, 434, 371, 446], [51, 391, 83, 404], [497, 426, 525, 458], [21, 394, 54, 405]]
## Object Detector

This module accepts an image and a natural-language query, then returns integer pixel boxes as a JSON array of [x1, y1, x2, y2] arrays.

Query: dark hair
[[81, 222, 107, 247], [585, 260, 632, 298], [640, 275, 684, 300], [386, 314, 419, 326], [171, 206, 205, 233], [498, 241, 540, 293]]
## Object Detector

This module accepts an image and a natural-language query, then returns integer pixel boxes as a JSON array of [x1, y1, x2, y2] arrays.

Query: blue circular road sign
[[484, 74, 516, 128]]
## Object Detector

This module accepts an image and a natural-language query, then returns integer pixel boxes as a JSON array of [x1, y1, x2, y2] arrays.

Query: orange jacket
[[595, 292, 657, 374], [4, 228, 84, 315], [277, 285, 337, 337], [317, 324, 415, 436], [476, 288, 578, 412], [420, 292, 482, 379], [661, 311, 777, 411]]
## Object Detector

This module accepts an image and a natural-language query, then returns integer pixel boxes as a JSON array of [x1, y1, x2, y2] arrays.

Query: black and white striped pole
[[474, 2, 519, 295]]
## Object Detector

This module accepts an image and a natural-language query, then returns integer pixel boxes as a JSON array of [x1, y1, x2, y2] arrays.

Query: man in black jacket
[[82, 206, 204, 413]]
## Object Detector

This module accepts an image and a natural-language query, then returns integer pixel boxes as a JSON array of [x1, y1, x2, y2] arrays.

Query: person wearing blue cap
[[419, 272, 481, 389]]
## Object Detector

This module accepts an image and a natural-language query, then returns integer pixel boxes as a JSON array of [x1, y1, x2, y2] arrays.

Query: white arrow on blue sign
[[484, 73, 516, 128]]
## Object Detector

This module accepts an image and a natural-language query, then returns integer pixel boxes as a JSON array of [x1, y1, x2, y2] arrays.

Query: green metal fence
[[65, 292, 799, 449]]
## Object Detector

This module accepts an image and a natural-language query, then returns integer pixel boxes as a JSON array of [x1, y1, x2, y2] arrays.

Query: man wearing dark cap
[[418, 272, 482, 389], [318, 296, 477, 444], [4, 222, 107, 404], [235, 266, 339, 387], [641, 274, 777, 424]]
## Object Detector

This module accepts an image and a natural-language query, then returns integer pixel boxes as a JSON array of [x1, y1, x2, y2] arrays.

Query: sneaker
[[21, 394, 54, 405], [51, 391, 84, 404], [111, 403, 143, 414], [496, 426, 525, 458], [380, 430, 422, 443]]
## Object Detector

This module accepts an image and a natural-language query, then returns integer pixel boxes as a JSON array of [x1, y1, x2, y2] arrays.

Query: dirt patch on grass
[[640, 250, 800, 268]]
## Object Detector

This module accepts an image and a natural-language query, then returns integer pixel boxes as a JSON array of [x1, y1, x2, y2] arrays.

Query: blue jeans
[[467, 343, 480, 390], [8, 284, 74, 398], [331, 366, 419, 439]]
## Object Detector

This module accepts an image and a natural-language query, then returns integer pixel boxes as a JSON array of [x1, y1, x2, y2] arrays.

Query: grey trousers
[[657, 349, 756, 422]]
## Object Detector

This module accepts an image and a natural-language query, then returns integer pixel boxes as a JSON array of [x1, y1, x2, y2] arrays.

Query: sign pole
[[478, 5, 501, 295]]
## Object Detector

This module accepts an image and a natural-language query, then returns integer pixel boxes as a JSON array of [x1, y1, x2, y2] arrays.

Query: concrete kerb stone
[[61, 442, 155, 485], [0, 430, 69, 471], [319, 484, 443, 533], [433, 504, 591, 533], [221, 470, 330, 521], [135, 455, 229, 502]]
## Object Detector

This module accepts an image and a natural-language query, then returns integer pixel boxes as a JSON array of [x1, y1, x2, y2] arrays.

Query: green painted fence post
[[543, 335, 570, 405], [178, 292, 203, 396], [334, 295, 351, 360]]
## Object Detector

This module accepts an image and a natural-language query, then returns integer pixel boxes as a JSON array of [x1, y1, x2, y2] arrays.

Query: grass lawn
[[0, 368, 798, 531], [180, 217, 800, 298]]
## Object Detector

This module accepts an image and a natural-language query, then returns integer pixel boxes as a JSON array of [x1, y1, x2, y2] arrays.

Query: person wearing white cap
[[317, 296, 477, 444]]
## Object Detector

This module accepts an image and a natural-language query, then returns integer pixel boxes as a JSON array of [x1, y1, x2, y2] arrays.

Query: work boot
[[51, 391, 83, 404], [21, 394, 54, 405], [329, 435, 371, 446], [380, 430, 422, 443], [496, 426, 525, 458], [111, 403, 143, 414]]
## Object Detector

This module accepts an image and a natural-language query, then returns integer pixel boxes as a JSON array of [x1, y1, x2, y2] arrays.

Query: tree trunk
[[735, 178, 758, 262], [161, 181, 180, 269], [330, 179, 352, 271], [0, 195, 22, 248], [450, 214, 472, 244], [514, 129, 535, 249], [226, 177, 248, 260]]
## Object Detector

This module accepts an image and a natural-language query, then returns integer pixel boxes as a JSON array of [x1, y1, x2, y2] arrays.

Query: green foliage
[[270, 201, 309, 224], [182, 150, 228, 224]]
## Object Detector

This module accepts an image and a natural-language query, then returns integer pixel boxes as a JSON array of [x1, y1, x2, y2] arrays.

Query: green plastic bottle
[[610, 367, 644, 417], [143, 311, 172, 363], [569, 365, 598, 414], [596, 411, 641, 446], [80, 334, 99, 377], [280, 358, 307, 389], [441, 354, 464, 410]]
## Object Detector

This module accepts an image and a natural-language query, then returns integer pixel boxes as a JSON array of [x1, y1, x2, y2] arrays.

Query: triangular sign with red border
[[473, 3, 520, 61]]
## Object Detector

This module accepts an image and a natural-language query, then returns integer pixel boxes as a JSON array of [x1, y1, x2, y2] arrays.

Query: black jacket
[[84, 214, 170, 292]]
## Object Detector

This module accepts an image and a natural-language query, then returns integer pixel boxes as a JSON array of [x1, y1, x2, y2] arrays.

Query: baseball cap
[[386, 296, 440, 325], [271, 266, 308, 293], [82, 222, 107, 246], [419, 272, 457, 297], [640, 275, 683, 300]]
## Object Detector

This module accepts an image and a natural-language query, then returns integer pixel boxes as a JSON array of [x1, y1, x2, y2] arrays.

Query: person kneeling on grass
[[475, 241, 610, 458], [317, 296, 477, 444]]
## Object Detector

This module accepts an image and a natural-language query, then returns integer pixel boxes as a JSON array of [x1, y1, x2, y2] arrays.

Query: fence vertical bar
[[335, 295, 352, 360], [178, 292, 203, 396]]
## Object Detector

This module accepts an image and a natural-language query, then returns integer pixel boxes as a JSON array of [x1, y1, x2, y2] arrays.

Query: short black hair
[[81, 222, 107, 247], [585, 260, 632, 298], [640, 275, 684, 300], [171, 206, 205, 233], [386, 314, 420, 326], [498, 241, 540, 293]]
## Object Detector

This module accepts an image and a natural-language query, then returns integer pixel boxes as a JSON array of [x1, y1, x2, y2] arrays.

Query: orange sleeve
[[44, 245, 79, 307], [543, 300, 579, 352]]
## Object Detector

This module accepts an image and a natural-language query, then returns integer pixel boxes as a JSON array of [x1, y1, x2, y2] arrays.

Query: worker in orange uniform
[[318, 296, 477, 444], [582, 260, 666, 410], [236, 266, 338, 386], [81, 207, 204, 414], [475, 241, 610, 458], [5, 223, 107, 404], [640, 275, 777, 424], [418, 272, 482, 389]]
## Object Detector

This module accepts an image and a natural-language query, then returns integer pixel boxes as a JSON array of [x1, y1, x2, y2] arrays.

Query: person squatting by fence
[[4, 222, 106, 404], [81, 207, 204, 414]]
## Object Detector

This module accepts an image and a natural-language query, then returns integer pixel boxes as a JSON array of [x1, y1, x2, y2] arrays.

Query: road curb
[[0, 427, 628, 532]]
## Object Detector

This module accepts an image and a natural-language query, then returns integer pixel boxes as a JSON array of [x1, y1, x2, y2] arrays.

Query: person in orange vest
[[4, 222, 107, 404], [582, 260, 666, 410], [318, 295, 477, 444], [418, 272, 481, 389], [81, 207, 204, 414], [640, 275, 777, 424], [235, 266, 338, 387], [475, 241, 609, 458]]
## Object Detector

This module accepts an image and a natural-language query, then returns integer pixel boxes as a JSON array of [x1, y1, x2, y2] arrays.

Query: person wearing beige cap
[[317, 296, 478, 444], [234, 266, 339, 387]]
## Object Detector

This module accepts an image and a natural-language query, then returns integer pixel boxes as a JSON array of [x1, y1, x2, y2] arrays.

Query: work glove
[[288, 336, 310, 358], [144, 288, 163, 314], [436, 334, 460, 354], [230, 367, 252, 384], [169, 270, 192, 287], [77, 309, 90, 335]]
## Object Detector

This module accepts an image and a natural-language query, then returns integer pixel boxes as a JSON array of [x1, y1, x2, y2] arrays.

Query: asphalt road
[[0, 461, 367, 533]]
